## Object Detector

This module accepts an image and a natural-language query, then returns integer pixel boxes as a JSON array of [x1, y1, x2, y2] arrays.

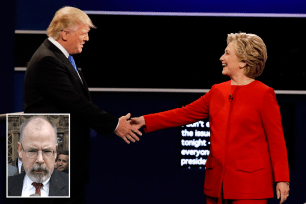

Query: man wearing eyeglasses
[[8, 116, 68, 197]]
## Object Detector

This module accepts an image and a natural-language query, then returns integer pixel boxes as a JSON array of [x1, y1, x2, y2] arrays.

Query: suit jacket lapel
[[43, 39, 88, 90], [78, 70, 92, 101], [48, 170, 67, 196], [8, 172, 25, 196]]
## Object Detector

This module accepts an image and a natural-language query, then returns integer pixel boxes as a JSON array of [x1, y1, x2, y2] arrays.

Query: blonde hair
[[47, 6, 96, 40], [227, 32, 267, 78]]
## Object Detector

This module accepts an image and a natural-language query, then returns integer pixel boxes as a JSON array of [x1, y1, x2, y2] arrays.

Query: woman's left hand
[[276, 182, 290, 204]]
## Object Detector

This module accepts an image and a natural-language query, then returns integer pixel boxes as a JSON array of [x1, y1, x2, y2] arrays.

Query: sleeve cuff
[[113, 120, 119, 133]]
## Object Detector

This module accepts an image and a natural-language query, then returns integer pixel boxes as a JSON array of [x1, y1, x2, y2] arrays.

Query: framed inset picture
[[7, 114, 70, 198]]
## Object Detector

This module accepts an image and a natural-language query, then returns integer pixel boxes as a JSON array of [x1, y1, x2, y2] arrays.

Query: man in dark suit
[[8, 116, 68, 197], [8, 169, 68, 197], [23, 6, 142, 203]]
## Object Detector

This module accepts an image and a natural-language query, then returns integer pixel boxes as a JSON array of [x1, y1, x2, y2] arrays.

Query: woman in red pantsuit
[[131, 33, 290, 204]]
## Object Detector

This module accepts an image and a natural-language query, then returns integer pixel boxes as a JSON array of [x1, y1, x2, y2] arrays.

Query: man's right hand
[[115, 113, 142, 144]]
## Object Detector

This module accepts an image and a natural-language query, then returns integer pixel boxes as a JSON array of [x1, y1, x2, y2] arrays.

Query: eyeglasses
[[21, 144, 56, 159]]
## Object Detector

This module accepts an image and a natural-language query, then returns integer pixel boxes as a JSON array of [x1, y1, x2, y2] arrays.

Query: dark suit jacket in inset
[[24, 39, 119, 182], [8, 169, 69, 197]]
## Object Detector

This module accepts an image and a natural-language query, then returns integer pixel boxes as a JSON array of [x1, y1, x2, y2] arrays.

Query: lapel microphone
[[229, 95, 233, 101]]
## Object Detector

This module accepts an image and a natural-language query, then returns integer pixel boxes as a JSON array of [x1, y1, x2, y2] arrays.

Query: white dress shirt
[[18, 158, 23, 174], [48, 37, 83, 83], [48, 37, 69, 58], [21, 174, 50, 197]]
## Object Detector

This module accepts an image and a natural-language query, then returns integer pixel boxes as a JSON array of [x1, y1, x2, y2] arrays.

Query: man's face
[[63, 23, 90, 54], [57, 154, 69, 172], [18, 119, 57, 183]]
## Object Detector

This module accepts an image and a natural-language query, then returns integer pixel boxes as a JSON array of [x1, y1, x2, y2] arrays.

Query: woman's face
[[220, 43, 244, 77]]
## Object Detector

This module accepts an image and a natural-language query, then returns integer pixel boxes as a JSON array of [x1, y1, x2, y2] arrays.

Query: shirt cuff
[[113, 120, 119, 133]]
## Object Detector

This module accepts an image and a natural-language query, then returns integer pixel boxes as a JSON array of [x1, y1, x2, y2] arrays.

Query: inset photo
[[7, 114, 70, 198]]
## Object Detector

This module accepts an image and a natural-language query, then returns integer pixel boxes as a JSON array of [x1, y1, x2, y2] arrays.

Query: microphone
[[229, 95, 233, 101]]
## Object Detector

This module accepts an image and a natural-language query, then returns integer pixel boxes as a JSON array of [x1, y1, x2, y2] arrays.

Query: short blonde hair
[[47, 6, 96, 40], [227, 33, 267, 78]]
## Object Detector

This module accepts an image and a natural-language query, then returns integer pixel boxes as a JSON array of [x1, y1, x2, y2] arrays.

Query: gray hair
[[19, 116, 58, 145]]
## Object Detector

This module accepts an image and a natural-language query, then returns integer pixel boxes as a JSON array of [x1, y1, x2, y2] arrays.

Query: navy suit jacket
[[24, 39, 118, 182], [8, 169, 69, 197]]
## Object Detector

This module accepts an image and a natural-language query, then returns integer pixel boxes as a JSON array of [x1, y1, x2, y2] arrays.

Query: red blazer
[[144, 80, 290, 200]]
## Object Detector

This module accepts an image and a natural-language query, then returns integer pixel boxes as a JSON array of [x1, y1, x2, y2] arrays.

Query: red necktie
[[32, 182, 42, 196]]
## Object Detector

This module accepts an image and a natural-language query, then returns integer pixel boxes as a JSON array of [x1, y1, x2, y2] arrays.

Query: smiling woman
[[131, 32, 290, 204], [220, 33, 267, 85], [220, 43, 245, 80], [227, 33, 267, 79]]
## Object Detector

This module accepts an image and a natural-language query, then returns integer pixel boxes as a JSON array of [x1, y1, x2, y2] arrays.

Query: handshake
[[114, 113, 146, 144]]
